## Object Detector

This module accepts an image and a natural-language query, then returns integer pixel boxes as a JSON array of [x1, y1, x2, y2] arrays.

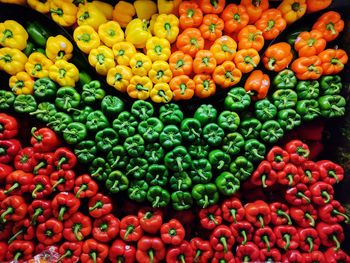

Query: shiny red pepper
[[281, 250, 304, 263], [0, 163, 12, 182], [58, 241, 83, 263], [221, 197, 245, 223], [28, 199, 52, 225], [253, 226, 276, 251], [250, 160, 277, 188], [303, 251, 326, 263], [4, 170, 33, 195], [50, 169, 75, 192], [309, 181, 334, 206], [318, 200, 350, 224], [316, 222, 344, 251], [166, 240, 193, 263], [267, 146, 290, 171], [298, 160, 320, 185], [0, 113, 18, 139], [285, 183, 312, 206], [285, 140, 310, 165], [32, 152, 54, 175], [260, 248, 282, 262], [324, 247, 350, 263], [209, 225, 235, 253], [199, 205, 222, 229], [235, 242, 260, 263], [6, 240, 34, 262], [36, 218, 63, 245], [269, 202, 292, 225], [109, 239, 136, 263], [190, 237, 213, 263], [160, 219, 185, 246], [244, 200, 271, 228], [63, 212, 92, 242], [277, 163, 300, 186], [290, 204, 318, 228], [274, 225, 300, 251], [92, 214, 120, 243], [317, 160, 344, 184], [138, 207, 163, 234], [53, 147, 77, 170], [298, 227, 320, 252], [0, 195, 27, 223], [30, 127, 60, 152], [0, 241, 7, 262], [80, 238, 109, 263], [136, 236, 166, 263], [8, 218, 35, 244], [52, 192, 80, 221], [88, 193, 113, 219], [120, 215, 143, 242], [30, 175, 52, 198], [212, 250, 235, 263], [230, 220, 254, 245], [74, 174, 98, 198], [14, 147, 35, 172], [0, 139, 21, 163]]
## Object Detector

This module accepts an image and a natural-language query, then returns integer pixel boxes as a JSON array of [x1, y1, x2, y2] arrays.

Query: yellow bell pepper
[[148, 61, 173, 84], [49, 60, 79, 87], [9, 71, 34, 95], [0, 47, 27, 75], [149, 14, 159, 35], [146, 37, 171, 62], [0, 20, 28, 50], [127, 75, 153, 100], [77, 3, 107, 31], [50, 0, 78, 27], [73, 25, 100, 54], [150, 82, 173, 103], [98, 21, 124, 48], [157, 0, 182, 15], [88, 45, 115, 76], [134, 0, 157, 20], [113, 1, 136, 28], [130, 53, 152, 77], [112, 41, 137, 66], [278, 0, 307, 24], [90, 1, 113, 20], [0, 0, 26, 5], [153, 14, 179, 44], [125, 19, 152, 49], [107, 65, 133, 93], [45, 35, 73, 62], [25, 52, 53, 79], [27, 0, 50, 13]]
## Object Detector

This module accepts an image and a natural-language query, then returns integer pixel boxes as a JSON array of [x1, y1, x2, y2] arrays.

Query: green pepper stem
[[194, 250, 201, 262], [326, 22, 337, 35], [203, 195, 209, 208], [32, 184, 44, 198], [190, 128, 201, 138], [179, 254, 186, 263], [262, 235, 270, 252], [8, 229, 23, 244], [74, 224, 83, 241], [305, 212, 315, 227], [176, 157, 183, 172], [208, 214, 218, 225], [100, 223, 108, 231], [129, 188, 139, 198], [75, 184, 88, 198], [306, 236, 314, 252], [241, 230, 247, 245], [13, 252, 22, 261], [333, 235, 341, 251], [4, 182, 20, 195], [287, 174, 294, 186], [243, 256, 250, 262], [31, 207, 43, 225], [258, 215, 265, 228], [0, 29, 13, 43], [149, 249, 154, 263], [328, 170, 339, 183], [296, 192, 311, 203], [57, 250, 72, 262], [58, 206, 67, 221], [33, 161, 46, 174], [222, 44, 234, 54], [322, 191, 331, 204], [268, 58, 276, 70], [175, 59, 184, 69], [284, 234, 291, 250], [225, 71, 235, 82], [91, 167, 103, 178], [230, 209, 237, 223], [261, 174, 267, 188], [90, 251, 97, 263], [89, 201, 103, 211], [305, 170, 313, 183], [31, 127, 42, 141], [50, 8, 63, 16], [244, 56, 257, 67], [333, 209, 350, 222], [52, 178, 65, 191], [57, 157, 67, 170], [219, 236, 228, 253], [29, 109, 46, 116], [277, 210, 292, 225], [0, 207, 14, 223], [177, 179, 182, 190], [217, 160, 225, 170], [126, 165, 139, 176], [153, 196, 161, 208]]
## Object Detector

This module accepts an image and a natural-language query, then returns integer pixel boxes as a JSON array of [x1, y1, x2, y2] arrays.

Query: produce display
[[0, 0, 350, 261]]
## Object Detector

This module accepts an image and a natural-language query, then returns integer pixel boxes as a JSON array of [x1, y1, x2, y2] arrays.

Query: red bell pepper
[[0, 195, 27, 223], [160, 219, 185, 246], [277, 163, 301, 186], [52, 192, 81, 221], [235, 242, 260, 263], [0, 221, 13, 241], [285, 183, 312, 205], [221, 197, 245, 223], [30, 175, 52, 198], [190, 237, 213, 263], [244, 200, 271, 228], [260, 248, 282, 262], [138, 207, 163, 234], [209, 225, 235, 253], [4, 170, 33, 195], [58, 241, 83, 263], [36, 218, 63, 245], [0, 241, 7, 262], [250, 160, 277, 188], [199, 205, 222, 229], [53, 147, 77, 170], [0, 113, 18, 139], [32, 152, 54, 175], [274, 225, 300, 251], [109, 239, 136, 263], [30, 127, 60, 152], [324, 247, 350, 263], [298, 227, 320, 252], [93, 214, 120, 243], [269, 202, 292, 225], [212, 251, 235, 263], [34, 243, 59, 255], [80, 238, 109, 263], [28, 199, 52, 225], [253, 226, 276, 251], [51, 171, 75, 194], [63, 212, 92, 242], [318, 200, 350, 224], [303, 251, 326, 263], [0, 163, 12, 182], [0, 189, 5, 203], [290, 204, 318, 227], [166, 240, 193, 263], [298, 160, 320, 185], [88, 193, 113, 218], [136, 236, 166, 263], [281, 250, 304, 263], [230, 220, 254, 245], [317, 160, 344, 184], [316, 222, 344, 251], [285, 140, 310, 165], [6, 240, 34, 262], [310, 181, 334, 206], [0, 139, 21, 163], [8, 218, 35, 244], [74, 174, 98, 198], [267, 146, 290, 171], [120, 215, 143, 242], [14, 147, 35, 172]]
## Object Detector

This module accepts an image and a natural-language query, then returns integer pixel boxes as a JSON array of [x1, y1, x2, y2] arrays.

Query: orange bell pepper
[[278, 0, 307, 24], [221, 4, 249, 34], [240, 0, 269, 24], [294, 30, 326, 57], [263, 42, 293, 72], [169, 51, 193, 77], [176, 28, 205, 57], [210, 35, 237, 65], [193, 74, 216, 98], [312, 11, 344, 42], [318, 49, 348, 75], [193, 50, 217, 74], [234, 48, 260, 73], [244, 69, 270, 100], [306, 0, 332, 13], [213, 61, 242, 88], [169, 75, 195, 100], [199, 14, 224, 42], [199, 0, 226, 14], [179, 1, 203, 29], [291, 56, 323, 80], [237, 25, 264, 51], [254, 9, 287, 40]]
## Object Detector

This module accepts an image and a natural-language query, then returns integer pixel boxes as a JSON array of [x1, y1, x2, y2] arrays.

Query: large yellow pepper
[[113, 1, 136, 28], [153, 14, 179, 44], [112, 42, 137, 66], [88, 45, 115, 76], [148, 61, 173, 84], [98, 21, 124, 48], [27, 0, 50, 13], [73, 25, 100, 54], [150, 83, 173, 103], [9, 72, 34, 95], [146, 37, 171, 62], [149, 14, 159, 35], [90, 1, 113, 20], [45, 35, 73, 62], [0, 47, 27, 75], [125, 19, 152, 49], [107, 65, 133, 93], [157, 0, 182, 15], [134, 0, 157, 20], [25, 52, 53, 79], [127, 75, 152, 100], [50, 0, 78, 27], [49, 60, 79, 87], [130, 53, 152, 77], [278, 0, 307, 24], [0, 20, 28, 50], [77, 3, 107, 31]]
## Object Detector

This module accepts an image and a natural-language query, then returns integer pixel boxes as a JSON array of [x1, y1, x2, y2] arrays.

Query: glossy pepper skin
[[36, 218, 63, 245], [58, 241, 82, 263], [253, 226, 276, 251], [318, 95, 346, 118], [136, 236, 166, 263], [318, 200, 349, 224], [230, 222, 254, 245], [298, 227, 320, 252], [52, 192, 80, 221], [221, 197, 245, 223], [320, 75, 342, 95], [236, 242, 260, 262], [147, 186, 170, 208], [290, 204, 318, 228], [245, 200, 271, 228], [199, 205, 222, 230], [274, 225, 299, 251], [192, 183, 219, 208], [190, 237, 213, 263], [28, 199, 51, 225], [88, 194, 112, 219], [6, 240, 34, 262], [119, 215, 143, 242], [285, 140, 310, 165], [80, 239, 109, 263], [109, 239, 136, 263], [270, 202, 292, 226], [50, 169, 75, 192], [4, 170, 33, 195], [250, 161, 277, 188], [316, 222, 344, 251], [210, 225, 235, 253], [138, 208, 163, 235], [263, 42, 293, 72]]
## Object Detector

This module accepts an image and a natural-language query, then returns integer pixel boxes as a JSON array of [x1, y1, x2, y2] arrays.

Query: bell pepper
[[316, 222, 344, 251], [80, 239, 109, 263], [112, 111, 138, 139], [312, 11, 344, 42], [171, 191, 193, 211], [309, 181, 334, 205], [296, 99, 321, 121], [100, 95, 124, 118], [0, 139, 21, 164], [278, 0, 306, 24], [49, 0, 77, 27], [285, 140, 310, 165], [213, 61, 242, 88], [138, 208, 163, 235], [218, 111, 240, 133], [0, 195, 27, 223], [52, 147, 76, 170], [296, 80, 319, 100], [113, 1, 135, 28], [215, 171, 240, 196], [63, 212, 91, 242], [112, 42, 136, 67], [274, 225, 299, 250], [92, 214, 119, 243], [127, 75, 152, 100], [221, 132, 244, 156], [298, 228, 320, 252], [238, 25, 264, 51], [176, 28, 204, 57], [318, 160, 344, 185], [150, 83, 172, 104], [209, 36, 236, 66], [192, 183, 219, 208], [285, 183, 312, 205], [146, 37, 171, 63], [260, 120, 284, 144], [236, 242, 260, 262], [234, 49, 260, 74], [74, 174, 98, 198], [130, 53, 152, 77], [86, 110, 109, 133], [147, 186, 170, 208], [199, 14, 224, 42], [324, 248, 350, 263], [273, 69, 297, 89], [49, 60, 79, 86], [88, 45, 115, 76], [73, 25, 100, 54], [241, 0, 269, 22], [9, 219, 35, 244], [209, 225, 234, 253], [199, 205, 222, 229], [253, 226, 276, 251], [169, 75, 195, 101], [319, 200, 349, 224], [77, 3, 107, 30], [136, 236, 165, 263], [105, 170, 129, 194], [254, 98, 277, 122], [250, 161, 276, 188], [0, 113, 17, 140], [109, 240, 135, 263], [0, 47, 27, 75], [169, 172, 192, 191], [179, 1, 203, 29], [270, 202, 292, 225], [129, 181, 148, 202], [55, 87, 81, 112], [24, 53, 52, 80], [277, 163, 301, 186], [52, 192, 80, 221], [245, 200, 271, 228], [75, 140, 96, 164], [58, 242, 82, 263], [95, 128, 119, 153], [81, 80, 105, 105], [318, 95, 346, 118], [298, 160, 320, 185], [88, 193, 112, 219], [244, 139, 266, 162], [153, 14, 179, 44], [0, 221, 12, 241], [0, 163, 12, 183], [0, 20, 28, 50], [159, 104, 183, 127], [45, 35, 73, 62], [166, 241, 193, 263], [229, 156, 253, 181], [33, 77, 57, 102], [263, 42, 293, 72], [28, 199, 51, 225], [119, 215, 142, 242], [260, 248, 282, 262], [7, 240, 34, 262], [272, 89, 297, 110], [125, 19, 152, 49], [4, 170, 32, 195], [220, 198, 244, 223], [291, 56, 323, 80], [244, 69, 270, 100], [290, 204, 317, 227], [50, 169, 75, 192], [294, 30, 326, 57], [221, 4, 249, 34], [189, 159, 212, 184], [0, 90, 15, 110], [131, 100, 155, 121], [164, 145, 191, 172], [159, 125, 181, 150], [30, 175, 52, 198], [29, 102, 57, 123], [209, 149, 231, 171], [255, 8, 287, 40], [160, 219, 185, 245], [190, 238, 213, 263], [303, 251, 326, 263], [133, 0, 157, 20], [224, 87, 251, 112], [320, 75, 342, 95], [27, 0, 49, 13], [203, 123, 225, 146], [169, 51, 193, 77], [146, 164, 168, 187], [193, 50, 216, 75]]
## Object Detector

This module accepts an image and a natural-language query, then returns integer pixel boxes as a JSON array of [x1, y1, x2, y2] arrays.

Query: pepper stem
[[58, 206, 67, 221], [241, 230, 247, 245], [124, 225, 134, 240], [153, 196, 161, 208], [90, 251, 97, 263], [126, 165, 140, 176], [0, 206, 13, 223], [32, 184, 44, 198], [261, 174, 267, 188], [333, 209, 350, 222], [208, 214, 218, 225], [13, 252, 22, 261], [217, 160, 224, 170], [31, 207, 43, 225], [203, 195, 209, 208], [51, 178, 65, 191], [91, 167, 103, 178], [31, 127, 42, 141], [258, 215, 265, 228], [305, 170, 313, 183], [75, 184, 88, 198], [268, 58, 276, 70], [74, 224, 83, 241], [333, 235, 340, 251], [8, 229, 23, 244], [287, 174, 294, 186], [4, 182, 20, 194], [306, 236, 314, 252], [326, 22, 337, 35], [322, 191, 331, 204], [262, 235, 270, 252], [219, 236, 228, 253], [305, 212, 315, 227], [176, 157, 183, 172], [57, 157, 67, 170], [179, 254, 186, 263], [230, 208, 237, 223], [177, 179, 182, 190], [296, 192, 311, 203], [277, 210, 292, 225], [194, 250, 201, 262], [149, 249, 154, 263], [111, 156, 121, 168], [89, 201, 103, 211], [243, 255, 250, 262], [284, 234, 291, 250], [328, 170, 339, 183], [33, 161, 46, 174], [57, 250, 72, 262]]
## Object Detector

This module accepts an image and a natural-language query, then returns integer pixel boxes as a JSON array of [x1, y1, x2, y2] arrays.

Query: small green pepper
[[260, 120, 284, 144], [29, 102, 56, 123], [113, 111, 138, 138], [107, 145, 129, 170], [244, 139, 266, 162], [215, 172, 240, 196], [296, 80, 320, 100], [273, 69, 297, 89], [138, 117, 164, 142], [272, 89, 298, 110], [239, 118, 262, 140], [131, 100, 154, 121], [229, 156, 254, 181], [203, 123, 225, 146], [188, 142, 210, 159], [171, 191, 193, 211], [124, 134, 145, 157], [194, 104, 217, 126], [33, 77, 57, 101], [126, 158, 148, 179], [47, 112, 72, 133], [208, 149, 231, 172], [89, 157, 110, 182], [128, 180, 148, 203], [13, 94, 37, 113], [180, 118, 202, 142], [81, 80, 106, 105], [254, 99, 277, 122], [147, 186, 170, 208], [95, 128, 119, 153], [101, 95, 125, 118], [146, 164, 169, 187], [224, 87, 251, 112], [62, 122, 87, 145], [320, 75, 342, 95], [159, 125, 182, 149], [164, 146, 192, 172], [189, 159, 212, 184], [75, 140, 97, 164], [55, 87, 81, 112], [106, 171, 129, 194], [144, 143, 164, 164], [67, 106, 94, 124], [192, 183, 219, 208], [78, 71, 92, 87], [217, 111, 240, 132], [318, 95, 346, 118], [86, 110, 110, 133], [169, 172, 192, 191], [296, 99, 320, 121], [0, 90, 15, 110], [278, 109, 301, 131], [23, 41, 35, 56], [159, 103, 184, 125], [222, 132, 245, 156]]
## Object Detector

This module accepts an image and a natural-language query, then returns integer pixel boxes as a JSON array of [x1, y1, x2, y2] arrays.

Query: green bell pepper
[[147, 186, 170, 208], [244, 139, 266, 162], [318, 95, 346, 118], [95, 128, 119, 153], [146, 164, 169, 187], [217, 111, 240, 132], [192, 183, 219, 208], [203, 123, 225, 146], [208, 149, 231, 172], [222, 132, 245, 156], [126, 158, 148, 179], [229, 156, 254, 181], [86, 110, 110, 133], [0, 90, 15, 110], [128, 180, 149, 203], [224, 87, 251, 112], [89, 157, 110, 181], [62, 122, 87, 145], [113, 111, 138, 138], [78, 71, 92, 87], [239, 118, 262, 140], [29, 102, 56, 123], [169, 172, 192, 191], [101, 95, 125, 118], [75, 140, 97, 164], [159, 103, 184, 125], [296, 80, 320, 100], [159, 125, 182, 149], [13, 94, 37, 113], [273, 69, 297, 89], [47, 112, 72, 133], [23, 41, 35, 56], [188, 142, 209, 159], [278, 109, 301, 131], [131, 100, 154, 121], [138, 117, 164, 142], [124, 134, 145, 157], [194, 104, 217, 126], [26, 21, 50, 47], [33, 77, 57, 101], [107, 145, 129, 170], [272, 89, 298, 110], [144, 143, 164, 164], [180, 118, 202, 142], [106, 171, 129, 194], [164, 146, 192, 172], [189, 159, 212, 184], [55, 87, 81, 112], [296, 99, 320, 121], [81, 80, 106, 105], [171, 191, 193, 211], [254, 99, 277, 122], [320, 75, 342, 95], [67, 106, 94, 124], [260, 120, 284, 144], [215, 172, 240, 196]]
